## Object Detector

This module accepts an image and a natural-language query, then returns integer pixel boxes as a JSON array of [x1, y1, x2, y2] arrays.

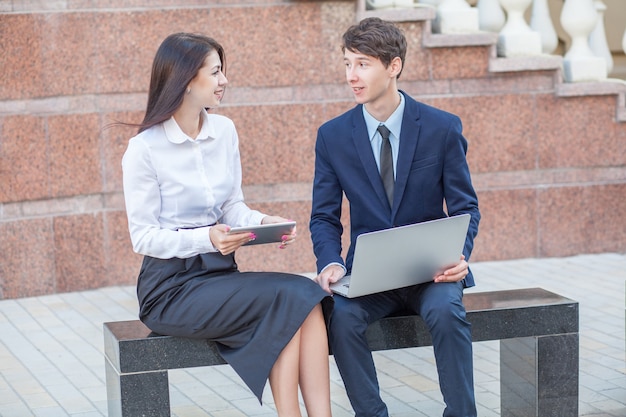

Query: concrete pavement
[[1, 253, 625, 416]]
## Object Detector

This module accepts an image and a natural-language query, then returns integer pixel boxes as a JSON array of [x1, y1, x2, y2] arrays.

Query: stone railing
[[363, 0, 626, 83]]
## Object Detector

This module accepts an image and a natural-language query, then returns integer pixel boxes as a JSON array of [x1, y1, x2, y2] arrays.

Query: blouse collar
[[164, 108, 213, 144]]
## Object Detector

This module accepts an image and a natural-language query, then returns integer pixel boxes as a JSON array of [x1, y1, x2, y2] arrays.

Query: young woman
[[121, 32, 333, 417]]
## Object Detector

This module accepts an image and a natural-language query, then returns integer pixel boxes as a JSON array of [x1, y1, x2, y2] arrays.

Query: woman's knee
[[304, 303, 324, 325]]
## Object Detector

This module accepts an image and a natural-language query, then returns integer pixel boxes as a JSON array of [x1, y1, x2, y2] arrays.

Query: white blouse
[[122, 109, 265, 259]]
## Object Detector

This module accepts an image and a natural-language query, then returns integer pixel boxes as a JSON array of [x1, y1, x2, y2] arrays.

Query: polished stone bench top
[[104, 287, 578, 372], [464, 287, 576, 311]]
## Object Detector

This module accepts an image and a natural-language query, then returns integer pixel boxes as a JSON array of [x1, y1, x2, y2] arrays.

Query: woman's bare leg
[[299, 304, 332, 417], [269, 304, 331, 417], [269, 326, 303, 417]]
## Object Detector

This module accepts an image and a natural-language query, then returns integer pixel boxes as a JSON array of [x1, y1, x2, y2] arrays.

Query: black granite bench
[[103, 287, 579, 417]]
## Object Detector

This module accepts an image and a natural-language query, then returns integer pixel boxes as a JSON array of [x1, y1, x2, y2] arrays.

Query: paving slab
[[0, 253, 624, 416]]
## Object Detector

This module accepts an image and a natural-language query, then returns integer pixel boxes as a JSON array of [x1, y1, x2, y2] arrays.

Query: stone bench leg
[[105, 359, 171, 417], [500, 334, 579, 417]]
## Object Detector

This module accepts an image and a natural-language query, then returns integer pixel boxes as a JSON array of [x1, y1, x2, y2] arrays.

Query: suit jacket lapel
[[351, 108, 391, 210], [394, 94, 422, 216]]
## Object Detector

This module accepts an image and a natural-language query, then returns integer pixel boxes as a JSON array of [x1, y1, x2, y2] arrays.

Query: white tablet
[[227, 221, 296, 246]]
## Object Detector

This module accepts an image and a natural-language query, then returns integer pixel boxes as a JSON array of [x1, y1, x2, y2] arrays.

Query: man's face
[[343, 49, 396, 106]]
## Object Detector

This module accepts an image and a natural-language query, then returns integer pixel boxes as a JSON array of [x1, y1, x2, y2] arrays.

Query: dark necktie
[[377, 124, 394, 207]]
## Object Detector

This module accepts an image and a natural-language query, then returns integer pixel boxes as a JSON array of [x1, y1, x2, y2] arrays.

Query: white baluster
[[497, 0, 542, 57], [561, 0, 607, 81], [530, 0, 558, 54], [433, 0, 480, 34], [477, 0, 505, 32], [589, 0, 613, 74], [623, 27, 626, 54]]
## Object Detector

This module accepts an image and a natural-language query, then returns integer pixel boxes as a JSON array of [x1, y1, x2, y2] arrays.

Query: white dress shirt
[[122, 109, 265, 259]]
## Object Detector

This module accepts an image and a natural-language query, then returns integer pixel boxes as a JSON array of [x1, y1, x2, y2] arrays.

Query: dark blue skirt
[[136, 252, 332, 402]]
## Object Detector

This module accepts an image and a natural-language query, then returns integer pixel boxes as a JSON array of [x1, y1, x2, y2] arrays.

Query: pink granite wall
[[1, 1, 625, 299]]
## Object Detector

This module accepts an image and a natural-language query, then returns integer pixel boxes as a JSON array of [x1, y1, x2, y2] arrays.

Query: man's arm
[[309, 128, 346, 274], [442, 115, 481, 262]]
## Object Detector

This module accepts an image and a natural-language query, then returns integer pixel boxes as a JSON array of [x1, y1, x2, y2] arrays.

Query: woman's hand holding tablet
[[228, 221, 296, 246]]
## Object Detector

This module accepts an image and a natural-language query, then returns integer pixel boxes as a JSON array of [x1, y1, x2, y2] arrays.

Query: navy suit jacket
[[310, 91, 480, 287]]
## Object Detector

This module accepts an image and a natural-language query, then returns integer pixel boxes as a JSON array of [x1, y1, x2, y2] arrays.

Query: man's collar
[[362, 92, 405, 141]]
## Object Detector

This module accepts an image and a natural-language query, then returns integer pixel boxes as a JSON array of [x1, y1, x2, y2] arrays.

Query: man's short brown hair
[[342, 17, 407, 78]]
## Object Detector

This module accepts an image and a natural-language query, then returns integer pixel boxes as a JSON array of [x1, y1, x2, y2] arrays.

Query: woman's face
[[187, 50, 228, 108]]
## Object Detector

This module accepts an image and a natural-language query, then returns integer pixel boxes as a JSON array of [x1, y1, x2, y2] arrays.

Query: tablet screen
[[228, 221, 296, 246]]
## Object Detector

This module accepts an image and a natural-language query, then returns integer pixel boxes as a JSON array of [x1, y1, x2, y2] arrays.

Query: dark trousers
[[329, 281, 477, 417]]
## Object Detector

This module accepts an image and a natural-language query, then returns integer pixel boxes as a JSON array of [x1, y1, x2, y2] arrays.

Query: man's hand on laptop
[[315, 264, 346, 294], [434, 255, 468, 283]]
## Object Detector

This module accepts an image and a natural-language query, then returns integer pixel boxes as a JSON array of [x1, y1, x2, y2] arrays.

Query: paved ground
[[0, 252, 625, 417]]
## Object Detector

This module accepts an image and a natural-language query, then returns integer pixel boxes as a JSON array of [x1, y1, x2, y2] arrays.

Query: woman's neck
[[173, 106, 203, 139]]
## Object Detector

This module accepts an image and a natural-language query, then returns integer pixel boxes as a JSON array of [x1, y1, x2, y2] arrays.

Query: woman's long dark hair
[[138, 33, 225, 133]]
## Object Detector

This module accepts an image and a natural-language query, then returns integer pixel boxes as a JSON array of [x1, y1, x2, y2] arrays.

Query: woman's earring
[[186, 87, 191, 94]]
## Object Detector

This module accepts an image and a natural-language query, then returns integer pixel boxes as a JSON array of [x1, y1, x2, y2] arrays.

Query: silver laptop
[[330, 214, 471, 298]]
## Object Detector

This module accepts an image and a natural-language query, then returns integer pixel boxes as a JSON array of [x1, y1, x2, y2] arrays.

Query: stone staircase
[[0, 0, 624, 299]]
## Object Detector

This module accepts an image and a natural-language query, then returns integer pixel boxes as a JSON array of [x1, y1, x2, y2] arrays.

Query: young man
[[309, 17, 481, 417]]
